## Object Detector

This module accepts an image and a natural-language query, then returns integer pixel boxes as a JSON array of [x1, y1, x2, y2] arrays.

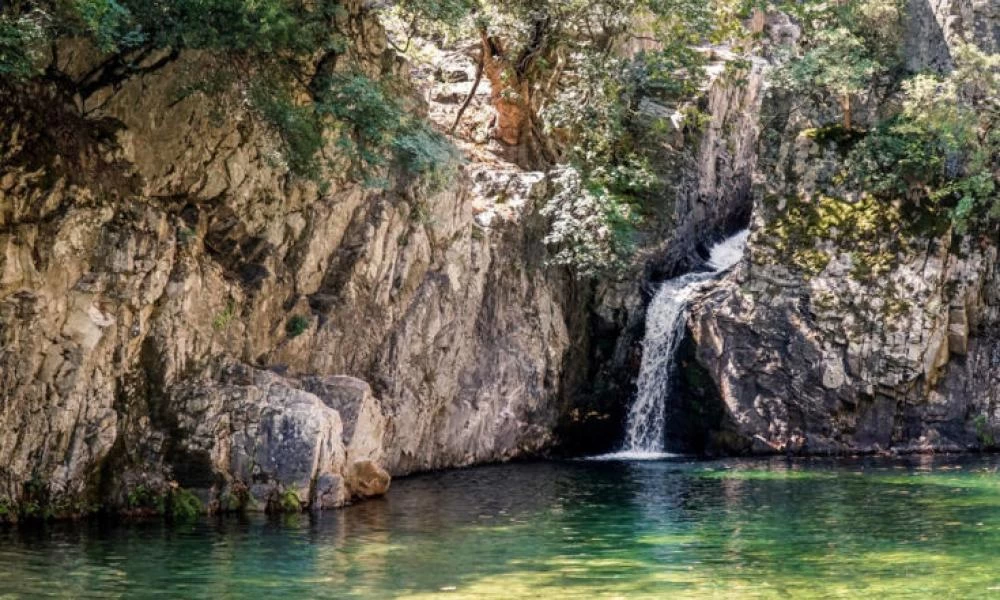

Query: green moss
[[764, 195, 911, 280], [275, 489, 302, 513], [974, 415, 995, 448]]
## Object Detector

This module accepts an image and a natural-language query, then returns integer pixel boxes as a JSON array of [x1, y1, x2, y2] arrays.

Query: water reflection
[[2, 455, 1000, 598]]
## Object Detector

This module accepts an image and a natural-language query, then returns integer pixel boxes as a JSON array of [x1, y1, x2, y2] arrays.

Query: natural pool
[[3, 455, 1000, 599]]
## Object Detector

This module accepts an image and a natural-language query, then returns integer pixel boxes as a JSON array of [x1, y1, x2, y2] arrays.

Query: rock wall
[[684, 0, 1000, 455], [0, 3, 569, 518]]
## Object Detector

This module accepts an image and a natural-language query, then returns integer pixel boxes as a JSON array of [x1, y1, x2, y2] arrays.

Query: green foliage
[[176, 226, 196, 245], [974, 415, 995, 447], [771, 0, 905, 129], [393, 0, 476, 28], [19, 474, 52, 520], [392, 122, 464, 189], [167, 487, 202, 520], [0, 497, 12, 521], [3, 0, 451, 187], [771, 2, 997, 233], [789, 27, 879, 98], [316, 72, 461, 185], [275, 489, 302, 513], [541, 166, 643, 278], [318, 73, 404, 174], [286, 315, 310, 338], [842, 45, 999, 231], [126, 484, 165, 513], [250, 82, 325, 179], [47, 0, 347, 55], [0, 12, 46, 82], [212, 300, 237, 331]]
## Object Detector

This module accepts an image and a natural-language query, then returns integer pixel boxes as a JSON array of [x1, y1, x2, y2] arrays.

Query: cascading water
[[597, 229, 749, 460]]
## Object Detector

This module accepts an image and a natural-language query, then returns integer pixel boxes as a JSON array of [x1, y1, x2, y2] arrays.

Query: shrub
[[286, 315, 310, 338], [2, 1, 451, 188], [0, 12, 46, 82], [842, 46, 998, 232], [126, 484, 165, 513], [541, 165, 642, 278], [974, 415, 995, 447], [273, 489, 301, 513], [212, 301, 237, 331], [250, 82, 325, 179], [167, 487, 202, 520], [316, 72, 462, 186]]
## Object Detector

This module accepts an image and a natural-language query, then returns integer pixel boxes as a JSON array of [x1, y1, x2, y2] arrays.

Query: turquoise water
[[3, 455, 1000, 598]]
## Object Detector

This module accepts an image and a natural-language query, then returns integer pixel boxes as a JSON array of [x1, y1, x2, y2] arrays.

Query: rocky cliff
[[0, 3, 572, 518], [683, 0, 1000, 455]]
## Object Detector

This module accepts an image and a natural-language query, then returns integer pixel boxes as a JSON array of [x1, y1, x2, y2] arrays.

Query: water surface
[[3, 455, 1000, 598]]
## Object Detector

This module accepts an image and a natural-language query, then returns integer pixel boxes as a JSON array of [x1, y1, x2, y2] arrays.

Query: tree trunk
[[477, 16, 553, 169], [841, 94, 853, 130], [480, 32, 532, 147]]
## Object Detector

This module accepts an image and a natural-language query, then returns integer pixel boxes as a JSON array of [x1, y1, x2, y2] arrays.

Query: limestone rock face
[[688, 244, 999, 454], [0, 2, 569, 517]]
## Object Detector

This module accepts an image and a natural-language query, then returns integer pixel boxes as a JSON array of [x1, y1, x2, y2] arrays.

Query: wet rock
[[346, 460, 391, 499]]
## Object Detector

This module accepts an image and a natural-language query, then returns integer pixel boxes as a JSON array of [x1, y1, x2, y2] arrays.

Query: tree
[[1, 0, 461, 186], [0, 12, 46, 81], [784, 27, 880, 129], [771, 0, 904, 130], [384, 0, 723, 168]]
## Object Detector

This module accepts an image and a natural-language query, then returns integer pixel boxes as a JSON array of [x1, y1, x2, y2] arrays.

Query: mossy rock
[[268, 489, 302, 514]]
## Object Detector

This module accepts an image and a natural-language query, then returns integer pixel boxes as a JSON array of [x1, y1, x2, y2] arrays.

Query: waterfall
[[597, 229, 750, 460]]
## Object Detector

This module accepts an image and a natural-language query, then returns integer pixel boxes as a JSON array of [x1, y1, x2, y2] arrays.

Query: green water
[[3, 455, 1000, 599]]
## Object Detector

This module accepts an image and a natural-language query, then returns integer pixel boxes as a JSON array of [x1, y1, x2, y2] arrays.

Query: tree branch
[[450, 49, 484, 136]]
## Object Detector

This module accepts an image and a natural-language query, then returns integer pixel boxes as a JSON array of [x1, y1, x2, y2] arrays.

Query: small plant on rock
[[167, 487, 203, 520], [286, 315, 310, 338], [273, 489, 301, 513]]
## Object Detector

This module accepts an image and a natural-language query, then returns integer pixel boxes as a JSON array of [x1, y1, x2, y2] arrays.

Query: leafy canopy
[[1, 0, 459, 188]]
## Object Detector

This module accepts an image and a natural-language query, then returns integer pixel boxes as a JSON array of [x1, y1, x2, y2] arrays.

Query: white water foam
[[612, 229, 750, 458], [585, 450, 680, 461]]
